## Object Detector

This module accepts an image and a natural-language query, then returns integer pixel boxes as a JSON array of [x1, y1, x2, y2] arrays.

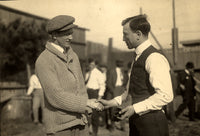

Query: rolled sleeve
[[97, 71, 106, 97], [133, 53, 174, 114]]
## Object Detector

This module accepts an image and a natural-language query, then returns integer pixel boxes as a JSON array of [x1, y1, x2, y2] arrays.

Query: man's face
[[188, 68, 194, 74], [123, 23, 139, 49], [55, 31, 73, 49], [89, 62, 96, 70], [100, 67, 107, 73]]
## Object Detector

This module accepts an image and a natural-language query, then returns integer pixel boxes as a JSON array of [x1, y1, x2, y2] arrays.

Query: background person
[[175, 62, 196, 121], [105, 60, 127, 131], [85, 58, 106, 136], [27, 73, 44, 125]]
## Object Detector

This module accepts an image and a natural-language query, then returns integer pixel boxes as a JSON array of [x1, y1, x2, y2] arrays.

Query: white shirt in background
[[85, 68, 106, 97], [115, 67, 123, 86], [27, 74, 42, 95]]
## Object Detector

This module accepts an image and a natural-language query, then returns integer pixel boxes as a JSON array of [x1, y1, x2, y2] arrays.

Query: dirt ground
[[1, 114, 200, 136]]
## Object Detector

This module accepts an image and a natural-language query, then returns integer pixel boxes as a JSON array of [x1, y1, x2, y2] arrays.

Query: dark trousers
[[104, 90, 114, 130], [46, 125, 88, 136], [87, 89, 99, 136], [129, 110, 169, 136], [32, 89, 44, 123], [175, 96, 195, 120]]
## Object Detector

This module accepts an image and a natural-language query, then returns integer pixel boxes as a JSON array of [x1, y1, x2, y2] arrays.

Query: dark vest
[[129, 45, 160, 104]]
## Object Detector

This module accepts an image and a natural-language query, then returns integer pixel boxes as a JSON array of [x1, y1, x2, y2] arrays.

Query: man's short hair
[[186, 62, 194, 69], [122, 14, 150, 36], [88, 58, 96, 64], [116, 60, 123, 67]]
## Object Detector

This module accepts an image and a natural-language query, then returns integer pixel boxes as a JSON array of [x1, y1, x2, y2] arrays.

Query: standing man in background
[[27, 73, 44, 125], [36, 15, 103, 136], [99, 14, 174, 136], [105, 60, 127, 131], [85, 58, 106, 136], [175, 62, 196, 121]]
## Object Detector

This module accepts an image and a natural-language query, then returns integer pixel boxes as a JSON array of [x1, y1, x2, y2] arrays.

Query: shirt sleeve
[[97, 71, 106, 97], [114, 88, 129, 105], [27, 75, 35, 95], [133, 53, 174, 115]]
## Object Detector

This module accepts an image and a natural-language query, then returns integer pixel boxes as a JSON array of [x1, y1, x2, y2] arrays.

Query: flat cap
[[47, 15, 76, 34]]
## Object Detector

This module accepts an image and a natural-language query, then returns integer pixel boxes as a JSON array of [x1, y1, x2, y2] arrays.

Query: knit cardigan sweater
[[35, 42, 89, 134]]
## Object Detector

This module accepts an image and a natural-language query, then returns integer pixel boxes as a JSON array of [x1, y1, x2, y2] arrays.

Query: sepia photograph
[[0, 0, 200, 136]]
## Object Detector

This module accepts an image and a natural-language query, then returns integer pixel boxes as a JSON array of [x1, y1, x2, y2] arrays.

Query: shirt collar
[[51, 42, 64, 53], [46, 42, 73, 63], [135, 39, 152, 55], [116, 67, 120, 71], [185, 69, 190, 75]]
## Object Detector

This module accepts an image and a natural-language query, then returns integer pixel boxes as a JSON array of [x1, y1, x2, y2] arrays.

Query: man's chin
[[127, 45, 132, 49], [63, 43, 71, 48]]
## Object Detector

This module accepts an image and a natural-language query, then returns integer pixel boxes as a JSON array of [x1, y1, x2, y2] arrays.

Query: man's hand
[[87, 99, 104, 111], [98, 95, 102, 100], [98, 99, 118, 109], [117, 105, 135, 120]]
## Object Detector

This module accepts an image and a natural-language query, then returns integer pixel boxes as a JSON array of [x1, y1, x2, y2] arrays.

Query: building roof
[[0, 4, 49, 21], [0, 4, 89, 30], [180, 39, 200, 47]]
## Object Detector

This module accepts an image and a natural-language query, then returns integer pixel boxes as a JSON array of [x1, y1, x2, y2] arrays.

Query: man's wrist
[[114, 96, 122, 105]]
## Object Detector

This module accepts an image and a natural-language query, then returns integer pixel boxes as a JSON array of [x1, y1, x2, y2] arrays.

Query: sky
[[0, 0, 200, 51]]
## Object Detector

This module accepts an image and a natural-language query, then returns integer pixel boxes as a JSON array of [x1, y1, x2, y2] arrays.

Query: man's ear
[[51, 32, 58, 39], [135, 30, 142, 37]]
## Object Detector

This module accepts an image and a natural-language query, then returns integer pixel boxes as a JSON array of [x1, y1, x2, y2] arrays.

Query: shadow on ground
[[1, 115, 200, 136]]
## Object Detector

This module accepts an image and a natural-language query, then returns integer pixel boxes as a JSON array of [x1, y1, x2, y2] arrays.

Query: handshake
[[86, 98, 119, 112], [86, 99, 105, 112], [87, 99, 135, 121]]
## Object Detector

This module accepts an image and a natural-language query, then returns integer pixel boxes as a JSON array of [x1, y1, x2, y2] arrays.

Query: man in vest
[[99, 14, 174, 136]]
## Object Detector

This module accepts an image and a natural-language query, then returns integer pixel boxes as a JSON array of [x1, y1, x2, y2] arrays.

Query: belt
[[132, 110, 163, 119], [87, 88, 99, 91]]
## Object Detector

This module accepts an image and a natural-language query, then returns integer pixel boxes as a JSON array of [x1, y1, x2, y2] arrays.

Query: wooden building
[[0, 4, 88, 60], [165, 39, 200, 71], [0, 4, 88, 108]]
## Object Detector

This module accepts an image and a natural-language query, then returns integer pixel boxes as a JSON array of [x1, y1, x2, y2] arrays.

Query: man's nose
[[68, 35, 72, 39]]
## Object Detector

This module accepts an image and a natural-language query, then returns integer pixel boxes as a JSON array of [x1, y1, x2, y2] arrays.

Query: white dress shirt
[[115, 39, 173, 115], [85, 68, 106, 97], [115, 67, 123, 86], [51, 42, 64, 53], [27, 74, 42, 95]]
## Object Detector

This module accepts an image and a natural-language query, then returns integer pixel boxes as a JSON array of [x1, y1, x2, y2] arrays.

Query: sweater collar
[[46, 42, 73, 63]]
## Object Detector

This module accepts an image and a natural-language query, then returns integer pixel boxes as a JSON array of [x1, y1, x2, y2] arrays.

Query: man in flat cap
[[35, 15, 103, 136]]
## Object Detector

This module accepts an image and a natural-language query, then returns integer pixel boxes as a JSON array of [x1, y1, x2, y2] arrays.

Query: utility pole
[[172, 0, 179, 66], [140, 8, 173, 66], [107, 38, 113, 69]]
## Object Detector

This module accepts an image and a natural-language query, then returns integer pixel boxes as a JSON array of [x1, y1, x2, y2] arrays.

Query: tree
[[0, 18, 48, 84]]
